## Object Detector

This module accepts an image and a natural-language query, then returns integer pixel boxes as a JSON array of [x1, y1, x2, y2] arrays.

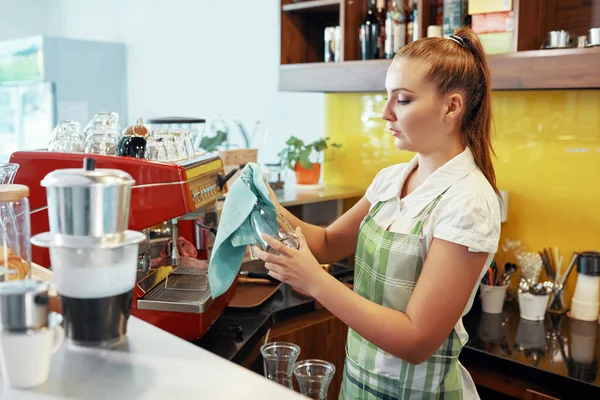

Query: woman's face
[[382, 57, 461, 154]]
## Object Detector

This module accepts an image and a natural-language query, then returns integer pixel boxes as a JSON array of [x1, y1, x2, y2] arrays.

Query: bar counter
[[461, 299, 600, 399], [199, 276, 600, 399], [2, 266, 304, 399]]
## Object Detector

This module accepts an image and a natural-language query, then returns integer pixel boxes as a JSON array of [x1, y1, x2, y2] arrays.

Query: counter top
[[218, 184, 364, 209], [4, 265, 304, 399], [274, 185, 364, 207], [462, 299, 600, 398], [1, 318, 303, 400]]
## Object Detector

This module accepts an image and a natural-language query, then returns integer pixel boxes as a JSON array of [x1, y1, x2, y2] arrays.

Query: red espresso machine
[[10, 150, 238, 341]]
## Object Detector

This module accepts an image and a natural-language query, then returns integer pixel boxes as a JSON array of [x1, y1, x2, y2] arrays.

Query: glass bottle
[[385, 0, 407, 58], [0, 184, 31, 282], [360, 0, 381, 60]]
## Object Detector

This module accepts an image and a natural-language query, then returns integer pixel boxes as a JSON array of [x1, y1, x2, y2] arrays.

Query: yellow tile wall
[[323, 90, 600, 303]]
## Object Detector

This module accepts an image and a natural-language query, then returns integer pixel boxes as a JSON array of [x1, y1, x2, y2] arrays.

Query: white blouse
[[364, 147, 502, 399]]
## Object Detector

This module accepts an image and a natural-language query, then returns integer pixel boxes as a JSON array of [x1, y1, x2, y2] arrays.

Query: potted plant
[[277, 136, 342, 185]]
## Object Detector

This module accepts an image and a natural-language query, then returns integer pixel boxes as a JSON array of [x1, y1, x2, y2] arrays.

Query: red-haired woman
[[257, 26, 501, 399]]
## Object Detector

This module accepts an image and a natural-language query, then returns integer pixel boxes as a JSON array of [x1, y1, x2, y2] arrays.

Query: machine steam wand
[[170, 218, 180, 268]]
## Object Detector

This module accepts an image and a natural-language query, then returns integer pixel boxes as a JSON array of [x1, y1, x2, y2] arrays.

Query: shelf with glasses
[[279, 47, 600, 92]]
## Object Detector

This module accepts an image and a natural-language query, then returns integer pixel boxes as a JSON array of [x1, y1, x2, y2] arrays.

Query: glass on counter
[[48, 120, 85, 153], [84, 112, 121, 155], [293, 359, 336, 399], [261, 341, 301, 389], [0, 184, 31, 281], [144, 129, 196, 162]]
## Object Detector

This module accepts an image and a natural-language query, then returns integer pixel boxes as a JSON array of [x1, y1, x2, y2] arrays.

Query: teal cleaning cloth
[[208, 162, 277, 299]]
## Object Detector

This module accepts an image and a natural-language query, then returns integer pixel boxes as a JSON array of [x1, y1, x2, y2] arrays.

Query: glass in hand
[[249, 203, 299, 255]]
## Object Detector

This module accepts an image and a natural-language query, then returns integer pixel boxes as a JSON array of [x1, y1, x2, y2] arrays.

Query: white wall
[[0, 0, 324, 164]]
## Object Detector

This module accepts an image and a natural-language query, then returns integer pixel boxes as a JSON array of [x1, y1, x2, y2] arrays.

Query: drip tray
[[137, 272, 213, 313]]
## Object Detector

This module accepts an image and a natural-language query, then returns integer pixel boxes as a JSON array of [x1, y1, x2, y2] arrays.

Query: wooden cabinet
[[279, 0, 600, 91], [268, 308, 348, 400], [524, 389, 561, 400]]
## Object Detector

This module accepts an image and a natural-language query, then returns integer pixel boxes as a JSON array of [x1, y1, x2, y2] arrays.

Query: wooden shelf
[[279, 47, 600, 92], [282, 0, 340, 13]]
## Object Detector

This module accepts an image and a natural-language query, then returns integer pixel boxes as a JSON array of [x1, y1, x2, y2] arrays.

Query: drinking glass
[[0, 164, 19, 184], [83, 112, 121, 155], [293, 359, 336, 399], [144, 137, 168, 161], [249, 204, 300, 255], [260, 342, 301, 389], [48, 120, 85, 153]]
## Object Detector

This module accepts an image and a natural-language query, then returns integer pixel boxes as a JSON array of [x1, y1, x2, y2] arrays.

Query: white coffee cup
[[0, 312, 64, 389]]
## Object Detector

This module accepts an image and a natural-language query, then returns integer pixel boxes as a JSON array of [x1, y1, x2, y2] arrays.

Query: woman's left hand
[[254, 227, 328, 297]]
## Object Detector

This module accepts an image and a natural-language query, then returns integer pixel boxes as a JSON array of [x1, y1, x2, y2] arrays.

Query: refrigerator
[[0, 35, 127, 162], [0, 82, 56, 162]]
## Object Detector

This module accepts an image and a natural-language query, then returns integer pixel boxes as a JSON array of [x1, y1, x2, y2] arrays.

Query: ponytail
[[453, 27, 497, 194], [398, 26, 498, 194]]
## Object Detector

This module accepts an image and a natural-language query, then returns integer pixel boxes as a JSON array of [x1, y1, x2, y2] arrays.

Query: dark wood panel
[[283, 0, 341, 13], [279, 47, 600, 91], [461, 357, 563, 399], [513, 0, 554, 51], [281, 0, 310, 64], [524, 389, 561, 400], [343, 0, 368, 61], [551, 0, 600, 36], [281, 0, 341, 64], [269, 309, 348, 400], [417, 0, 433, 40]]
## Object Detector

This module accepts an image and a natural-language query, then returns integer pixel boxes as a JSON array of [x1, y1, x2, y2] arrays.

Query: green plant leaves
[[199, 130, 228, 152], [278, 136, 342, 171]]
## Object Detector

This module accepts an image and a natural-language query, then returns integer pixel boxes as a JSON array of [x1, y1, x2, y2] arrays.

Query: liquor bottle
[[407, 0, 418, 43], [360, 0, 381, 60], [375, 0, 387, 59], [411, 0, 419, 42], [385, 0, 407, 58]]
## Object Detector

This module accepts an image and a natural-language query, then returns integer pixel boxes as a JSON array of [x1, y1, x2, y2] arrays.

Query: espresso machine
[[10, 150, 238, 341]]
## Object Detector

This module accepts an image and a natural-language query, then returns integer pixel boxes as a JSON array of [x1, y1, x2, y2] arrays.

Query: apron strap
[[367, 200, 387, 218], [409, 188, 450, 235]]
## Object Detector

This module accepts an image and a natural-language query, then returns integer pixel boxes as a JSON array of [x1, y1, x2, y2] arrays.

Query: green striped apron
[[340, 194, 464, 400]]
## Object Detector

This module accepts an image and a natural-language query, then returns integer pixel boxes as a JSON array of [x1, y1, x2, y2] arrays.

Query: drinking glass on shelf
[[144, 137, 168, 161], [83, 112, 121, 155], [182, 131, 196, 158], [172, 130, 190, 159], [48, 120, 85, 153], [152, 130, 180, 161], [260, 342, 301, 389], [293, 359, 336, 399]]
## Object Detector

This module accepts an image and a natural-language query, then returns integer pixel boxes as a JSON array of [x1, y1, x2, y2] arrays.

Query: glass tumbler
[[293, 359, 336, 399], [48, 120, 85, 153], [260, 342, 301, 389], [0, 185, 31, 282], [0, 164, 19, 185]]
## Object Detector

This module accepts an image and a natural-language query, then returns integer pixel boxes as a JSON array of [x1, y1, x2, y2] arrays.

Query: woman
[[256, 26, 501, 399]]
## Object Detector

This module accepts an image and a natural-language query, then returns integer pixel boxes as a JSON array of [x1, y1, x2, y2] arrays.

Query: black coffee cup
[[116, 136, 146, 158]]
